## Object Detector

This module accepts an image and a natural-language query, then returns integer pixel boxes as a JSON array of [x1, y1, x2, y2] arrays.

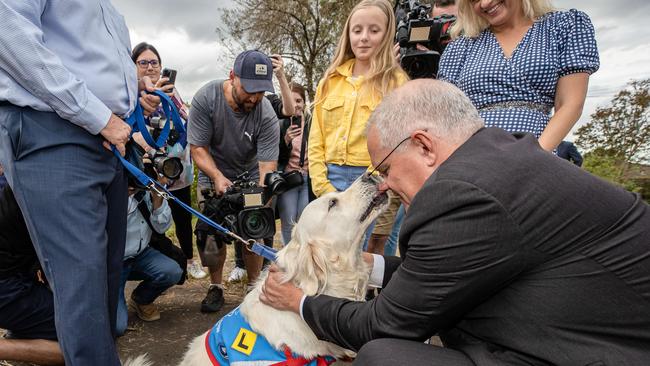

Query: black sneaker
[[201, 286, 225, 313]]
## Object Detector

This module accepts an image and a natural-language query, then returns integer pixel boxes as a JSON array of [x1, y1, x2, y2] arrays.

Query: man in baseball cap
[[186, 50, 280, 313]]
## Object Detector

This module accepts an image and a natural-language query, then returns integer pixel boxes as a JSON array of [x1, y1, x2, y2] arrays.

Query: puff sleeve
[[555, 9, 600, 77]]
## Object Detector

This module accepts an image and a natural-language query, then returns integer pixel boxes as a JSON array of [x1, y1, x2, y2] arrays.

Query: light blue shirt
[[124, 192, 172, 259], [0, 0, 138, 135]]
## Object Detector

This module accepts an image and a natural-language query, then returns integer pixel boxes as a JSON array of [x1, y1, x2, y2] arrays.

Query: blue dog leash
[[112, 91, 277, 262]]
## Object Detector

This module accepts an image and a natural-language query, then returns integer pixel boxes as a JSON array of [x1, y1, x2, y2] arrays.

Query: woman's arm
[[538, 73, 589, 151]]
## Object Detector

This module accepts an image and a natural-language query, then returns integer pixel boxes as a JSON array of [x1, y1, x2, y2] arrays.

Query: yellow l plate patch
[[231, 328, 257, 356]]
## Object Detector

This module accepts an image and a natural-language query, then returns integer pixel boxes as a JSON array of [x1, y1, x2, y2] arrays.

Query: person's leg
[[129, 247, 183, 305], [0, 107, 123, 365], [169, 185, 194, 260], [368, 195, 401, 254], [278, 186, 300, 245], [354, 338, 474, 366], [295, 174, 310, 221], [0, 338, 64, 366], [243, 242, 263, 283], [384, 204, 405, 256], [115, 260, 133, 337], [233, 239, 245, 269], [0, 274, 57, 341]]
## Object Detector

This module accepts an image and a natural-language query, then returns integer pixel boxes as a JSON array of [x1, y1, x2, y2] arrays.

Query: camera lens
[[238, 207, 275, 239], [156, 156, 183, 180]]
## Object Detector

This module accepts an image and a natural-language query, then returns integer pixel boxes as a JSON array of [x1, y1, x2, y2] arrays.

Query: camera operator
[[225, 53, 296, 283], [432, 0, 457, 17], [188, 50, 280, 313], [0, 184, 63, 365], [115, 155, 182, 336], [392, 0, 457, 78]]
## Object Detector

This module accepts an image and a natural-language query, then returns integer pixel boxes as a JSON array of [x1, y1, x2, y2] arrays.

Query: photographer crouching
[[188, 50, 280, 312], [115, 148, 183, 336]]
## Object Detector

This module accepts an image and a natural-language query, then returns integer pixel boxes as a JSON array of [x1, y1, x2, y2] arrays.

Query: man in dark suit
[[260, 79, 650, 365]]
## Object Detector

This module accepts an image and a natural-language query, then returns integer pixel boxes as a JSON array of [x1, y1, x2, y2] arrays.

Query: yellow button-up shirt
[[308, 59, 408, 197]]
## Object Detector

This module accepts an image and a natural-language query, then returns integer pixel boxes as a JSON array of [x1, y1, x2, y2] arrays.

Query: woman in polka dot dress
[[438, 0, 599, 151]]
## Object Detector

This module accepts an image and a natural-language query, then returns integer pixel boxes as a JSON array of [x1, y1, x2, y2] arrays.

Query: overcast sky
[[112, 0, 650, 139]]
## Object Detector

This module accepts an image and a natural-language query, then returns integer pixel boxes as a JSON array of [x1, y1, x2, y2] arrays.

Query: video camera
[[395, 0, 456, 79], [198, 171, 302, 241]]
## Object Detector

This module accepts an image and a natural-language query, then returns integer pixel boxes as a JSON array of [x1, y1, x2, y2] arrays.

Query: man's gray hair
[[367, 80, 484, 150]]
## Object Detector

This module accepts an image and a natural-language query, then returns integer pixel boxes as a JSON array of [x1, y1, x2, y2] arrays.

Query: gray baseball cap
[[233, 50, 275, 94]]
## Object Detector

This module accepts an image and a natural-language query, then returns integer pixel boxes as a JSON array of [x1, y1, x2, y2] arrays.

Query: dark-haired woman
[[131, 42, 205, 280]]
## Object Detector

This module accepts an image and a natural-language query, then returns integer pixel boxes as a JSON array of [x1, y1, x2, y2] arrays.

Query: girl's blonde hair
[[451, 0, 555, 39], [317, 0, 407, 104]]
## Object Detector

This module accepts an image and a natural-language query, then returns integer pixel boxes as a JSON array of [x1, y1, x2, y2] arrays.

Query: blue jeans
[[278, 173, 310, 245], [384, 205, 405, 256], [327, 164, 374, 245], [0, 106, 127, 365], [116, 246, 182, 336]]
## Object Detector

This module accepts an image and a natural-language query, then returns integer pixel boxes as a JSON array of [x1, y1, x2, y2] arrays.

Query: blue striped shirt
[[0, 0, 138, 134]]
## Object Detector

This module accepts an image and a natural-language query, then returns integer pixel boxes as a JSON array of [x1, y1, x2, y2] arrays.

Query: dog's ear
[[280, 238, 330, 296]]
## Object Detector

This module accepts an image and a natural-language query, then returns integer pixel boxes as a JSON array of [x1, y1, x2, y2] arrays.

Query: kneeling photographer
[[394, 0, 457, 79], [116, 148, 183, 336], [188, 50, 280, 313]]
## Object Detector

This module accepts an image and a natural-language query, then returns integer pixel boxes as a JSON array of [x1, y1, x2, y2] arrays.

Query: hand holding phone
[[161, 68, 177, 86]]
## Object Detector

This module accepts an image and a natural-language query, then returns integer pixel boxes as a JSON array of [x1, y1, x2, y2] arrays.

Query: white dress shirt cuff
[[72, 95, 112, 135], [299, 294, 307, 320], [368, 254, 385, 288]]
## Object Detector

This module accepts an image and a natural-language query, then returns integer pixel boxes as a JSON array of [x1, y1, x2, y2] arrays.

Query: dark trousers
[[354, 339, 475, 366], [0, 272, 57, 340], [0, 106, 127, 366], [168, 185, 194, 259]]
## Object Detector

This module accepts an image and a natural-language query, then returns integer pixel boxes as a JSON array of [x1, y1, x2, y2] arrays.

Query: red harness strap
[[269, 346, 336, 366], [205, 328, 221, 366]]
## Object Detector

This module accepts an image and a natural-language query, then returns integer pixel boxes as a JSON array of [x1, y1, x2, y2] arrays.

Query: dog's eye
[[328, 199, 337, 211]]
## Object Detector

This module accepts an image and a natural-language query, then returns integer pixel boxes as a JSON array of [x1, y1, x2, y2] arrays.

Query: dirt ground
[[117, 253, 247, 365]]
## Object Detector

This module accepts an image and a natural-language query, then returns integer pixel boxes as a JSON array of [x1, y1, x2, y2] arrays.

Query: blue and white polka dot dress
[[438, 9, 600, 137]]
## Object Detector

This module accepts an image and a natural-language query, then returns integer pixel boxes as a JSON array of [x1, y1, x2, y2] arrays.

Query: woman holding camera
[[277, 84, 311, 245], [131, 42, 206, 280], [438, 0, 599, 151]]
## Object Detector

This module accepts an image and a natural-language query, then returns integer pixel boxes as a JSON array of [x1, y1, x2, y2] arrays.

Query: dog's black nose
[[361, 172, 383, 185]]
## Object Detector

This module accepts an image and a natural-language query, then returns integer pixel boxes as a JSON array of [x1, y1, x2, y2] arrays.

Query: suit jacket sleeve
[[302, 179, 528, 351]]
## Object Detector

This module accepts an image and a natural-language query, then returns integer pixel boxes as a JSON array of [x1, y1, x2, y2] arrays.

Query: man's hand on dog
[[260, 265, 304, 314]]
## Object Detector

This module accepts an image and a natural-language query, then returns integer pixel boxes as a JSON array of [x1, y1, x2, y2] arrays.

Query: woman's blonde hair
[[451, 0, 555, 39], [317, 0, 407, 104]]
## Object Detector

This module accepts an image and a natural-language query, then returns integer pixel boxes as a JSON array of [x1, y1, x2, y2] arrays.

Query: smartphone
[[161, 68, 177, 85], [290, 116, 301, 128]]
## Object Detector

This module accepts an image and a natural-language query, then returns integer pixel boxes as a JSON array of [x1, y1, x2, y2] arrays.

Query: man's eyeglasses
[[368, 136, 411, 178], [136, 59, 160, 68]]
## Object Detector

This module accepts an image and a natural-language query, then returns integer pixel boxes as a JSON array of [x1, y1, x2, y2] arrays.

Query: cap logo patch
[[255, 64, 268, 76]]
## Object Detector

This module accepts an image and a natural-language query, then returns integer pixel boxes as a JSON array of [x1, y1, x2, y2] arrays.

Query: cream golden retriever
[[126, 175, 388, 366]]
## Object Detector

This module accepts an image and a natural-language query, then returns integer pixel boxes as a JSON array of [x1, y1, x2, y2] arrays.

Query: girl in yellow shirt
[[308, 0, 409, 197]]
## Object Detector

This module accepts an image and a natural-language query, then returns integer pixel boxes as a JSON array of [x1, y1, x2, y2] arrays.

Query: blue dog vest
[[205, 306, 336, 366]]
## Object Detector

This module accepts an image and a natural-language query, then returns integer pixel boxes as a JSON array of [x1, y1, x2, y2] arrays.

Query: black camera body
[[126, 142, 183, 189], [395, 0, 456, 79], [198, 170, 305, 241]]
